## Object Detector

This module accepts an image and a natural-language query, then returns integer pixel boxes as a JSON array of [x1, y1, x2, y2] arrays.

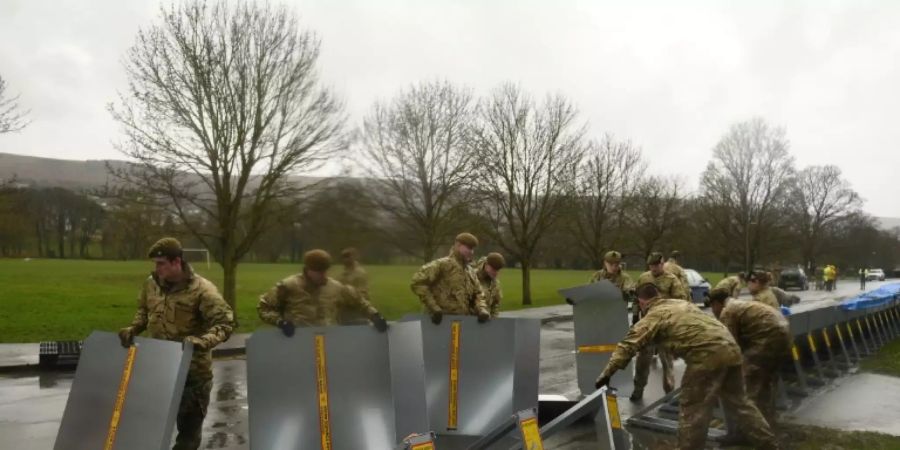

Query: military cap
[[708, 288, 730, 303], [303, 249, 332, 272], [646, 252, 664, 265], [669, 250, 681, 259], [340, 247, 358, 258], [748, 270, 770, 284], [147, 237, 183, 259], [603, 250, 623, 263], [485, 252, 506, 270], [455, 232, 479, 248]]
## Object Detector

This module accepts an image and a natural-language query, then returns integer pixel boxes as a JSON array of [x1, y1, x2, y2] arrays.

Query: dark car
[[779, 267, 809, 291], [684, 268, 711, 305]]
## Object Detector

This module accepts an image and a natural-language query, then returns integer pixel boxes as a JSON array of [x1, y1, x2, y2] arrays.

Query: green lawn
[[0, 258, 724, 342], [860, 337, 900, 377]]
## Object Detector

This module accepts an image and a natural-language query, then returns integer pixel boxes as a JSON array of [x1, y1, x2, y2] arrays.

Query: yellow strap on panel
[[447, 321, 461, 430], [519, 416, 544, 450], [791, 345, 800, 361], [577, 344, 617, 354], [822, 329, 832, 348], [104, 345, 137, 450], [315, 335, 332, 450], [807, 333, 818, 353], [607, 393, 622, 430], [410, 442, 435, 450]]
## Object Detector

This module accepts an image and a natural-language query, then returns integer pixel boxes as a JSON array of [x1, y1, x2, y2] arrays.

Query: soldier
[[747, 270, 780, 310], [664, 250, 690, 298], [118, 238, 234, 450], [336, 247, 371, 325], [709, 288, 791, 433], [257, 249, 388, 335], [595, 283, 778, 450], [631, 252, 688, 400], [410, 232, 491, 324], [715, 272, 746, 299], [589, 250, 634, 295], [770, 286, 800, 307], [475, 252, 505, 318]]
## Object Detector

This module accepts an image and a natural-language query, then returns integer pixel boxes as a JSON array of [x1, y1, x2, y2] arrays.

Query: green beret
[[304, 249, 332, 272], [670, 250, 681, 259], [147, 237, 183, 259], [485, 252, 505, 270], [603, 250, 622, 263], [646, 252, 664, 265], [455, 232, 479, 248], [708, 288, 730, 302]]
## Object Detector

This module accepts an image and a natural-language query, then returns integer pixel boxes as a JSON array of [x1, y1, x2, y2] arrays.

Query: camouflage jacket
[[410, 249, 488, 316], [752, 287, 780, 310], [637, 270, 689, 301], [476, 258, 502, 318], [663, 261, 690, 295], [128, 269, 234, 378], [718, 300, 791, 360], [257, 274, 378, 327], [336, 263, 371, 324], [600, 298, 742, 378], [589, 269, 635, 299], [715, 275, 743, 298]]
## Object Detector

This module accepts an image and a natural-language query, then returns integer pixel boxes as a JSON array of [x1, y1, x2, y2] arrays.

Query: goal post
[[182, 248, 212, 270]]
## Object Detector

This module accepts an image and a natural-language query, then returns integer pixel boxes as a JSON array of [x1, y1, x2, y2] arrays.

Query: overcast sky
[[1, 0, 898, 216]]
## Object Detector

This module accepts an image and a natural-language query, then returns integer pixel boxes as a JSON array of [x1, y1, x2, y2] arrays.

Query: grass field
[[0, 258, 724, 343], [861, 336, 900, 377]]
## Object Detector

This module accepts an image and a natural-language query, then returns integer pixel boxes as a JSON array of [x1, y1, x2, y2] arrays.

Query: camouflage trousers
[[679, 363, 777, 450], [173, 372, 213, 450], [743, 354, 783, 429], [633, 345, 675, 394]]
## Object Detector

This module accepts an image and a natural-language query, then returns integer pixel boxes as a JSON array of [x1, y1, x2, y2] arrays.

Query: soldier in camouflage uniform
[[663, 250, 690, 298], [715, 273, 746, 299], [595, 283, 778, 450], [257, 249, 388, 335], [589, 250, 634, 296], [747, 270, 780, 310], [118, 238, 234, 450], [336, 247, 371, 325], [631, 252, 689, 400], [710, 288, 791, 433], [475, 252, 505, 318], [410, 233, 491, 324]]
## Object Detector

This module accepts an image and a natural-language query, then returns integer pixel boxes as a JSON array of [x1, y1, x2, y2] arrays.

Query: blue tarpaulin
[[840, 283, 900, 311]]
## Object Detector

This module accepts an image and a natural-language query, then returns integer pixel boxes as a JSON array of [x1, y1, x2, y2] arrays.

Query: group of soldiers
[[115, 233, 504, 450], [593, 249, 790, 449]]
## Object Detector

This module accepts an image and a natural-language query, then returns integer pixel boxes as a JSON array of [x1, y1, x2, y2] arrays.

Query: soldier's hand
[[117, 327, 135, 348], [595, 374, 612, 390], [430, 311, 443, 325], [370, 313, 389, 332], [631, 312, 640, 326], [184, 336, 208, 351], [477, 310, 490, 323], [276, 319, 295, 337]]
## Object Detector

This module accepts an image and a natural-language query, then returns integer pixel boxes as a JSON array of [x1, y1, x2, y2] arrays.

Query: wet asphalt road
[[0, 280, 893, 449]]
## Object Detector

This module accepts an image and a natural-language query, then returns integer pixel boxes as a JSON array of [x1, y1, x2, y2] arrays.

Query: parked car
[[866, 268, 886, 281], [779, 267, 809, 291], [684, 268, 711, 306]]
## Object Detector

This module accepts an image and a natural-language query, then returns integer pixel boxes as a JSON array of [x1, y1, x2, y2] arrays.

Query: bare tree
[[627, 176, 684, 258], [699, 118, 795, 273], [571, 134, 646, 267], [108, 1, 344, 313], [0, 75, 29, 134], [360, 81, 476, 262], [791, 165, 861, 272], [471, 84, 587, 305]]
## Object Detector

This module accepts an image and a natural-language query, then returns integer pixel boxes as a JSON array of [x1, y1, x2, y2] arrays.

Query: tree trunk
[[521, 258, 532, 305], [222, 256, 238, 323]]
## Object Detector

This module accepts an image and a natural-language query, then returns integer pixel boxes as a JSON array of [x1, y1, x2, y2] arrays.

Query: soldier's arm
[[589, 271, 600, 283], [472, 278, 490, 317], [672, 277, 690, 301], [491, 283, 502, 318], [719, 306, 740, 340], [410, 261, 443, 313], [357, 270, 371, 301], [256, 282, 287, 325], [340, 284, 378, 317], [600, 311, 661, 378], [127, 282, 150, 334], [196, 286, 235, 349]]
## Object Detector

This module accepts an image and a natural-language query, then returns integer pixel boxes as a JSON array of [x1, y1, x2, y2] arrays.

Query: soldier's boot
[[173, 375, 212, 450], [630, 386, 644, 402]]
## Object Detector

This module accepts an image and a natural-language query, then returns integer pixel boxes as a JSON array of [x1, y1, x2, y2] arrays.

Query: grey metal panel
[[560, 281, 634, 397], [388, 322, 430, 439], [247, 324, 427, 450], [808, 307, 834, 330], [55, 331, 191, 450], [402, 314, 540, 437], [787, 311, 810, 336]]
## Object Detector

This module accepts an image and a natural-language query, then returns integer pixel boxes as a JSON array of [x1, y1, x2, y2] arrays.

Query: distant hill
[[877, 217, 900, 231]]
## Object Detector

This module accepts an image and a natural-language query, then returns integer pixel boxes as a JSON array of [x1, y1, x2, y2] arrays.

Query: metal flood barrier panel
[[246, 323, 430, 450], [400, 314, 541, 441], [559, 280, 634, 398], [55, 331, 192, 450]]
